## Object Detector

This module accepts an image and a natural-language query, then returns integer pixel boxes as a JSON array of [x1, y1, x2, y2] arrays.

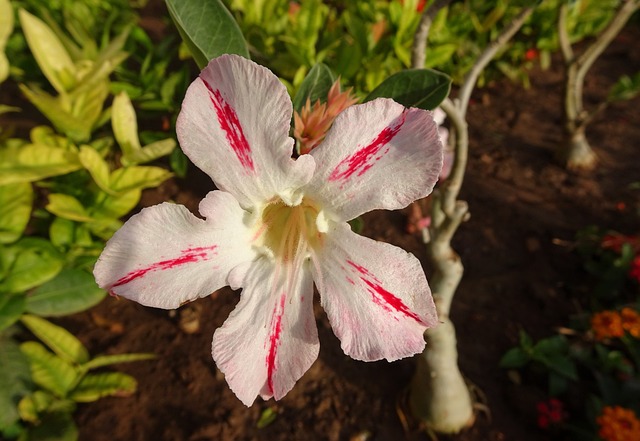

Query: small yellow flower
[[621, 307, 640, 338], [591, 311, 625, 341], [293, 79, 359, 155], [597, 406, 640, 441]]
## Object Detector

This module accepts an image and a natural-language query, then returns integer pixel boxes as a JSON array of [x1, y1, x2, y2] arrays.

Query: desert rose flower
[[94, 55, 442, 406]]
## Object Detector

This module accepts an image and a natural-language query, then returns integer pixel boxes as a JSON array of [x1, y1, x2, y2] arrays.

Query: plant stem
[[408, 5, 534, 433], [559, 0, 639, 170], [411, 0, 453, 69]]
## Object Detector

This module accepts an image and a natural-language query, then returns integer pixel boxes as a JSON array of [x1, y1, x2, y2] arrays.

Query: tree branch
[[458, 6, 535, 117], [558, 3, 573, 63], [411, 0, 454, 69]]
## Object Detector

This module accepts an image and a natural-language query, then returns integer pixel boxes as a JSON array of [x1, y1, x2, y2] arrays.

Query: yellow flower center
[[255, 197, 324, 262]]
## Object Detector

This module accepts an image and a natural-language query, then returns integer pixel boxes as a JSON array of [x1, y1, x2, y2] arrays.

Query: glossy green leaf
[[82, 353, 155, 371], [21, 315, 89, 365], [0, 294, 26, 331], [292, 63, 335, 112], [0, 143, 81, 185], [20, 341, 79, 398], [0, 182, 33, 244], [78, 146, 112, 193], [46, 194, 94, 223], [365, 69, 452, 111], [166, 0, 249, 68], [69, 372, 137, 402], [0, 238, 63, 294], [26, 269, 106, 317], [0, 337, 31, 430], [109, 166, 173, 193]]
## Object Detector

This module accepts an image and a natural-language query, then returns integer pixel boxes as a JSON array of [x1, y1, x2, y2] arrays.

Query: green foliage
[[166, 0, 249, 68], [365, 69, 451, 111], [0, 0, 13, 83], [292, 63, 335, 112]]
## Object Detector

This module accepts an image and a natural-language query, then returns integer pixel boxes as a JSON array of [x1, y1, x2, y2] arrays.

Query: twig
[[458, 6, 535, 117], [558, 3, 573, 63], [411, 0, 454, 69]]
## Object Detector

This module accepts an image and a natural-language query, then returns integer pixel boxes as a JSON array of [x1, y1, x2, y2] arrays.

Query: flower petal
[[93, 191, 255, 309], [305, 98, 442, 221], [311, 223, 437, 361], [177, 54, 314, 208], [212, 257, 319, 406]]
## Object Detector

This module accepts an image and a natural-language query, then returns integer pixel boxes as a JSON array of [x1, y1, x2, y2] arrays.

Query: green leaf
[[0, 238, 63, 293], [69, 372, 137, 402], [0, 337, 32, 430], [608, 72, 640, 102], [499, 347, 530, 369], [23, 411, 78, 441], [46, 194, 94, 223], [256, 407, 278, 428], [49, 218, 75, 248], [83, 353, 155, 371], [18, 390, 54, 423], [292, 63, 335, 112], [20, 315, 89, 365], [166, 0, 249, 68], [365, 69, 452, 110], [19, 85, 91, 143], [169, 148, 188, 178], [26, 269, 106, 317], [18, 9, 76, 93], [0, 144, 81, 185], [19, 341, 79, 398], [0, 0, 13, 84], [78, 146, 112, 193], [111, 91, 142, 158], [0, 182, 33, 244], [90, 189, 140, 220], [109, 166, 173, 193], [0, 294, 26, 332], [122, 139, 176, 166]]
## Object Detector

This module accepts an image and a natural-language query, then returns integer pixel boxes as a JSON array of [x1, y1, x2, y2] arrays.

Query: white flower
[[94, 55, 443, 406]]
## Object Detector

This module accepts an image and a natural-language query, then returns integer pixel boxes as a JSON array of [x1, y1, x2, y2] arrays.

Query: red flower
[[536, 398, 565, 429], [524, 48, 538, 61], [630, 256, 640, 283]]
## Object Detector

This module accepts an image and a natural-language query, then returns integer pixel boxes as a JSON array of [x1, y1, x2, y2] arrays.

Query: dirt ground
[[22, 15, 640, 441]]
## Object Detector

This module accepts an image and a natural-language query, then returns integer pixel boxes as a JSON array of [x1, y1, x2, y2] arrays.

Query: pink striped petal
[[212, 258, 319, 406], [311, 223, 437, 361], [177, 55, 314, 208], [306, 98, 442, 221], [93, 191, 255, 309]]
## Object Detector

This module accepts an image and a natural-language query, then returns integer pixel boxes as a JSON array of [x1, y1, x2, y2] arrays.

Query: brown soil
[[31, 19, 640, 441]]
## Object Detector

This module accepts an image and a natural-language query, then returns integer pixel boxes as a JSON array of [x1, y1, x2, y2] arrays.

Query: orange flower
[[597, 406, 640, 441], [293, 79, 359, 155], [621, 308, 640, 338], [591, 311, 624, 341]]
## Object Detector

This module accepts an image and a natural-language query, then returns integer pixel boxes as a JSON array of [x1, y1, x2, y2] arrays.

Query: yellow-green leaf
[[112, 91, 141, 157], [90, 189, 140, 219], [19, 341, 79, 398], [46, 194, 94, 223], [69, 372, 137, 403], [17, 391, 55, 423], [83, 353, 155, 371], [18, 9, 76, 93], [78, 146, 112, 193], [0, 182, 33, 244], [21, 315, 89, 364], [109, 166, 172, 193], [0, 0, 13, 84], [0, 238, 63, 293], [0, 143, 81, 185], [123, 138, 176, 166]]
